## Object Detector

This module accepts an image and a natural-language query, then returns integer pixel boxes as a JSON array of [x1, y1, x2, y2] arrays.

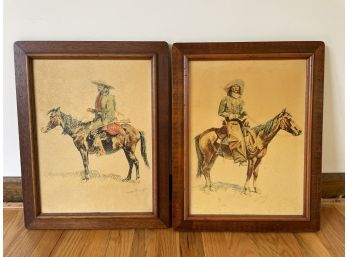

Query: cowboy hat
[[92, 80, 114, 89], [224, 79, 245, 94]]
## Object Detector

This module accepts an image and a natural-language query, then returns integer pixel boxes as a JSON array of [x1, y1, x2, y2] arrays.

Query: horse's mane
[[61, 112, 91, 134], [252, 112, 281, 137]]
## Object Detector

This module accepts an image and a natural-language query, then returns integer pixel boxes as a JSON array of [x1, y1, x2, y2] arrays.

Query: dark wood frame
[[14, 41, 170, 229], [172, 42, 324, 231]]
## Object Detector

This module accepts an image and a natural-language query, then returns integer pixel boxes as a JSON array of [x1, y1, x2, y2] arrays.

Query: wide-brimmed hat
[[224, 79, 244, 94], [92, 80, 114, 89]]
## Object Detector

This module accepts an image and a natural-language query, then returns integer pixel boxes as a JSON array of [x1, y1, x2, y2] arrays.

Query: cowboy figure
[[88, 81, 116, 125], [218, 79, 248, 164], [87, 81, 125, 155]]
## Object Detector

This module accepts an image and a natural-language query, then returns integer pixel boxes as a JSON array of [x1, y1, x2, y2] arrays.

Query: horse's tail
[[195, 135, 203, 177], [139, 131, 149, 167]]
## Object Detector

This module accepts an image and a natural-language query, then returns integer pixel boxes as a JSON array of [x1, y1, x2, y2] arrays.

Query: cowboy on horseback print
[[41, 80, 149, 182], [195, 79, 302, 193]]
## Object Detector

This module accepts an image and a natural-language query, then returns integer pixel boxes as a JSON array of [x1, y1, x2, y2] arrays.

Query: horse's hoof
[[254, 188, 262, 194], [122, 177, 131, 182], [209, 186, 216, 192]]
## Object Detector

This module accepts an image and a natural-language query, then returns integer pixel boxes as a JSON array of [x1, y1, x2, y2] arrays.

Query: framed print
[[14, 41, 170, 229], [172, 42, 324, 231]]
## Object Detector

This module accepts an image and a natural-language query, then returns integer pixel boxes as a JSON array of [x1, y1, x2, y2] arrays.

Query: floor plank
[[3, 209, 22, 239], [224, 233, 261, 257], [104, 230, 134, 257], [157, 229, 180, 257], [49, 230, 96, 257], [313, 206, 345, 257], [334, 203, 345, 216], [3, 201, 345, 257], [294, 233, 332, 257], [179, 232, 205, 257], [129, 229, 145, 257], [4, 209, 26, 251], [202, 232, 231, 257], [29, 231, 63, 257], [248, 233, 305, 257], [79, 230, 111, 257], [321, 205, 345, 243], [5, 228, 46, 257]]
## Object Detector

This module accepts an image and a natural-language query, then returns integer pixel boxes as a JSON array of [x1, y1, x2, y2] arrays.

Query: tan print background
[[189, 60, 306, 215], [33, 59, 153, 213]]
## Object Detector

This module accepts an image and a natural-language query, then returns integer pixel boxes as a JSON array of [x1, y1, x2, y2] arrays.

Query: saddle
[[216, 120, 248, 162], [102, 122, 125, 136], [216, 125, 227, 139]]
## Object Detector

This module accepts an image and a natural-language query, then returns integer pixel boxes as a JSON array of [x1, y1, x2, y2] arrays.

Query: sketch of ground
[[190, 135, 304, 215], [39, 145, 153, 214]]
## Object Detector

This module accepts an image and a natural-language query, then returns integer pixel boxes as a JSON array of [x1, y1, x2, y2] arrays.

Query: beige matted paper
[[34, 59, 153, 213], [189, 60, 306, 216]]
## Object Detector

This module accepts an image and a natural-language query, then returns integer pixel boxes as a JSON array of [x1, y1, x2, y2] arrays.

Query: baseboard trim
[[320, 173, 345, 198], [3, 173, 345, 202], [3, 177, 22, 202]]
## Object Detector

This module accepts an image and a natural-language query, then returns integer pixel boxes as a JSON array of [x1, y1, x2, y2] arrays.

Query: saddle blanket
[[103, 122, 124, 136]]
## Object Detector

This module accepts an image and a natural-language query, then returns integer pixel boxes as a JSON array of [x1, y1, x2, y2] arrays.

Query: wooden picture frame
[[14, 41, 170, 229], [172, 42, 324, 231]]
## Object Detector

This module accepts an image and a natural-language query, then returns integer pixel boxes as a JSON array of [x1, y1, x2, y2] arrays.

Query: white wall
[[3, 0, 344, 175]]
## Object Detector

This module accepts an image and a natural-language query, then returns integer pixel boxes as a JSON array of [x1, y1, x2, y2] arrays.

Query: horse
[[195, 109, 302, 193], [41, 107, 149, 181]]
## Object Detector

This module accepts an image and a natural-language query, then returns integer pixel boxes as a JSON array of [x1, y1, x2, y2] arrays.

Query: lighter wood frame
[[14, 41, 171, 229], [172, 42, 325, 231]]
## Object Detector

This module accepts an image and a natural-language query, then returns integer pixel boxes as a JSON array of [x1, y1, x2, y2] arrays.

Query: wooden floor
[[4, 201, 344, 257]]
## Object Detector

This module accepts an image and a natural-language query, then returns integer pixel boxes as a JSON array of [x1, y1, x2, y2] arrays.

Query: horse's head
[[41, 107, 63, 133], [278, 109, 302, 136]]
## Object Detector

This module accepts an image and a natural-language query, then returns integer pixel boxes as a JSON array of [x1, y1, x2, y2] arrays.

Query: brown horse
[[195, 109, 302, 193], [41, 107, 149, 181]]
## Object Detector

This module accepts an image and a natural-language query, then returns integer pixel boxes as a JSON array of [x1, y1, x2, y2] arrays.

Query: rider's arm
[[218, 97, 230, 119]]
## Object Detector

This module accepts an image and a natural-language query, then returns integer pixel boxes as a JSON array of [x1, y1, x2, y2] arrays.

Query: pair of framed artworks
[[14, 41, 324, 231]]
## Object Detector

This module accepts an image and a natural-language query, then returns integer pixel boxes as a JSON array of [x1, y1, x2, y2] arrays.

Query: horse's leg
[[243, 158, 255, 193], [122, 149, 134, 181], [202, 151, 218, 190], [79, 149, 90, 180], [129, 145, 140, 180], [252, 158, 262, 193]]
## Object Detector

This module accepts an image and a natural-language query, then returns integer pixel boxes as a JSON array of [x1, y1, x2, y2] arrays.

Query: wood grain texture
[[104, 230, 135, 257], [49, 231, 93, 257], [29, 231, 63, 257], [3, 177, 22, 202], [13, 41, 170, 229], [3, 202, 345, 257], [316, 208, 344, 257], [248, 233, 305, 257], [129, 230, 145, 257], [294, 233, 332, 257], [172, 41, 325, 231], [333, 202, 345, 216], [4, 209, 26, 250], [201, 232, 230, 257], [224, 233, 261, 257], [321, 173, 345, 198], [320, 205, 344, 243], [179, 232, 205, 257]]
